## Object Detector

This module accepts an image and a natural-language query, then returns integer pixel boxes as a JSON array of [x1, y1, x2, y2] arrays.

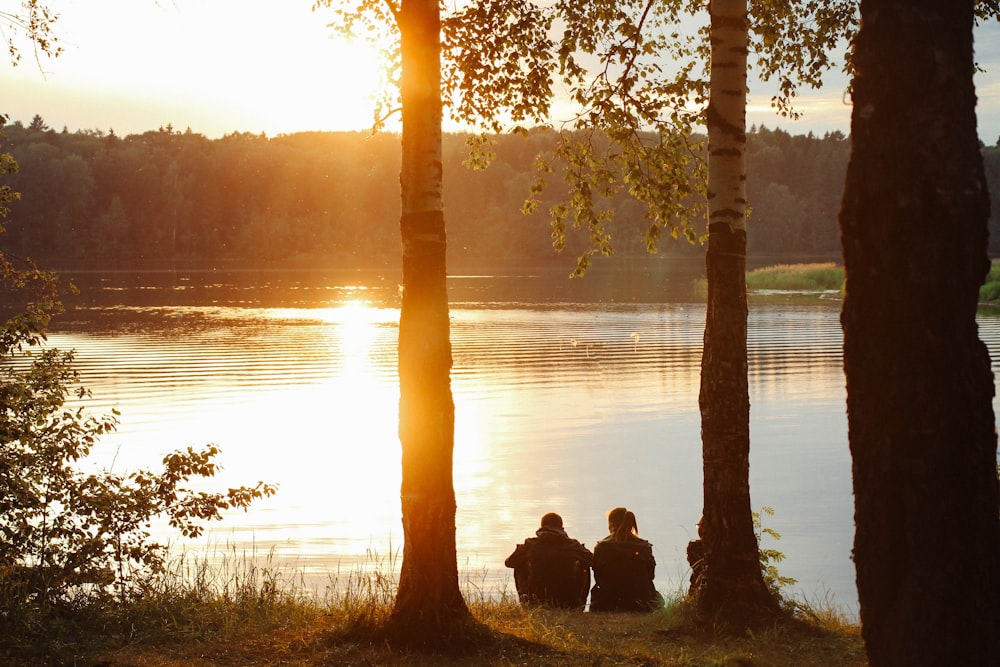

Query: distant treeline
[[3, 116, 1000, 270]]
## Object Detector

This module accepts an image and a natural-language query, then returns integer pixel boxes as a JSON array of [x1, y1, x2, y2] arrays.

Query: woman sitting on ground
[[589, 507, 663, 612]]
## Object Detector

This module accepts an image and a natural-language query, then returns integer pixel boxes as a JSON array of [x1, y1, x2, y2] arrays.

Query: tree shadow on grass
[[325, 613, 568, 664]]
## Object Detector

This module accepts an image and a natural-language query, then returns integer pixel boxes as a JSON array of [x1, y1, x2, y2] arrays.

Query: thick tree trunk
[[389, 0, 470, 636], [840, 2, 1000, 664], [696, 0, 781, 626]]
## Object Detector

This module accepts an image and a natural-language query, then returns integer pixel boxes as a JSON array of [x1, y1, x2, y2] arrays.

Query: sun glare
[[22, 2, 394, 136], [178, 300, 403, 560], [334, 300, 385, 368], [254, 37, 388, 134]]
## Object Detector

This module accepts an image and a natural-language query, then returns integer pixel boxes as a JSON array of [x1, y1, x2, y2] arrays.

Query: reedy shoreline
[[1, 549, 865, 666]]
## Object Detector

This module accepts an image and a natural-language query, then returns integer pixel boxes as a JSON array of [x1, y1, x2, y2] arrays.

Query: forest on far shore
[[4, 116, 1000, 272]]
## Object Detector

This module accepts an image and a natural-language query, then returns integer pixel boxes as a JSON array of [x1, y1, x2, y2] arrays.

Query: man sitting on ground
[[505, 512, 593, 609]]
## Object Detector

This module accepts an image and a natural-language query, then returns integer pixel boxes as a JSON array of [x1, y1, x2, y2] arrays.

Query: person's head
[[610, 508, 639, 541], [607, 506, 627, 533], [696, 514, 705, 539], [540, 512, 563, 530]]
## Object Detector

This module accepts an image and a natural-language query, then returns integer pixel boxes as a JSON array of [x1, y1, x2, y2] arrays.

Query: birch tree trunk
[[390, 0, 470, 636], [840, 1, 1000, 663], [697, 0, 781, 626]]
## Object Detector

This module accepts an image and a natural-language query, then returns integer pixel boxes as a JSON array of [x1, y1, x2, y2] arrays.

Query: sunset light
[[4, 0, 1000, 661], [3, 1, 997, 141], [4, 1, 390, 137]]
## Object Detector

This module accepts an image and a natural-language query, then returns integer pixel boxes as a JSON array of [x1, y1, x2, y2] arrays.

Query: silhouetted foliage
[[0, 120, 900, 270], [0, 115, 277, 639]]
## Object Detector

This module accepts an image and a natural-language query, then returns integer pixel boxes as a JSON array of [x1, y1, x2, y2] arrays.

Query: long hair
[[611, 509, 639, 541], [607, 506, 627, 532]]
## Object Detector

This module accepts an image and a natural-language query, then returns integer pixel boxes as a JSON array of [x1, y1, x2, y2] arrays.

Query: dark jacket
[[686, 538, 706, 594], [505, 526, 594, 608], [589, 535, 661, 612]]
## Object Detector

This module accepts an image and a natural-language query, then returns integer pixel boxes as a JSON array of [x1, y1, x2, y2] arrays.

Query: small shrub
[[1, 119, 275, 648], [0, 346, 276, 621], [753, 506, 797, 599]]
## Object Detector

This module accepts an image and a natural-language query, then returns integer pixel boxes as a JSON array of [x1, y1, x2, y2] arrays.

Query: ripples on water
[[38, 269, 1000, 619]]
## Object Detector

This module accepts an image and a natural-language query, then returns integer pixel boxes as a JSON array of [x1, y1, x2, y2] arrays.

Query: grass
[[693, 262, 846, 297], [745, 263, 845, 292], [0, 549, 867, 666], [694, 260, 1000, 303], [979, 260, 1000, 302]]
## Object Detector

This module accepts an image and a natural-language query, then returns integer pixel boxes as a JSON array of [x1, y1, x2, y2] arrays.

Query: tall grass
[[735, 260, 1000, 302], [745, 262, 845, 292], [979, 260, 1000, 302], [1, 547, 866, 666], [692, 262, 846, 297]]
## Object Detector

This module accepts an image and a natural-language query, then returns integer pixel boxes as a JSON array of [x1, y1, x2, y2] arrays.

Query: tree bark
[[389, 0, 470, 636], [696, 0, 781, 626], [840, 1, 1000, 664]]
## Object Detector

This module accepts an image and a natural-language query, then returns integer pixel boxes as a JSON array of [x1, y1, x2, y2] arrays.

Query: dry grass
[[1, 549, 867, 666], [91, 601, 866, 667]]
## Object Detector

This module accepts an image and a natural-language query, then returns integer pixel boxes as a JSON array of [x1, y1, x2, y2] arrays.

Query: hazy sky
[[3, 1, 1000, 142]]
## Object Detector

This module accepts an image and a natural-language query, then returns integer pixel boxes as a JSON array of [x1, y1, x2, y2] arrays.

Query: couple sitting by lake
[[504, 507, 665, 612]]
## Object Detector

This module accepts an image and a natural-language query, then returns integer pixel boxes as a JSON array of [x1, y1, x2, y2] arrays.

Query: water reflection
[[48, 293, 852, 609], [42, 269, 1000, 620]]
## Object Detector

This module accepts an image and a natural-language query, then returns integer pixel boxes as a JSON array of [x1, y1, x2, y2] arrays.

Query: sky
[[3, 0, 1000, 143]]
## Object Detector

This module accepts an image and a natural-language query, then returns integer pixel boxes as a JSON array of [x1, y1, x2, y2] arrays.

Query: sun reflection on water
[[279, 301, 402, 558], [45, 294, 900, 615], [114, 300, 407, 563]]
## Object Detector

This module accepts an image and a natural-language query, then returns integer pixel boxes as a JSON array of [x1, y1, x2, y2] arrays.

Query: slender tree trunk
[[389, 0, 470, 636], [840, 2, 1000, 664], [697, 0, 781, 626]]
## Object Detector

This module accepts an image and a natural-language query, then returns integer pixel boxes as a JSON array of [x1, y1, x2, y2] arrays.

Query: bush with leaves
[[0, 345, 276, 613], [1, 114, 276, 620], [753, 506, 797, 600]]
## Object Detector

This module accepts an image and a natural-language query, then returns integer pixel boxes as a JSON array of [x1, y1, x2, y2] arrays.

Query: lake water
[[41, 264, 1000, 620]]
